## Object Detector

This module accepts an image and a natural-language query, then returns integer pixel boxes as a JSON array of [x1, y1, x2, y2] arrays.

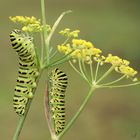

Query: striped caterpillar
[[10, 29, 39, 115], [49, 68, 68, 134]]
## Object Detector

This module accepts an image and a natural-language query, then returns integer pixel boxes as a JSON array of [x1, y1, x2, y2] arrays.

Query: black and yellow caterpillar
[[10, 29, 39, 115], [49, 68, 68, 134]]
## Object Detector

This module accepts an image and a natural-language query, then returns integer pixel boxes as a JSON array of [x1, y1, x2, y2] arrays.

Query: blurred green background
[[1, 0, 140, 140]]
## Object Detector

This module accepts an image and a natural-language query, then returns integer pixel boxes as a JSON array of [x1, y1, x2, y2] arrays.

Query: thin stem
[[41, 0, 47, 26], [41, 0, 49, 64], [94, 61, 100, 81], [45, 55, 71, 69], [13, 1, 47, 140], [44, 48, 56, 63], [99, 81, 140, 88], [62, 37, 71, 45], [96, 66, 114, 84], [82, 60, 90, 82], [58, 86, 95, 139], [44, 50, 74, 68], [69, 61, 91, 85], [90, 62, 94, 83], [40, 32, 44, 65], [82, 60, 87, 75], [50, 50, 57, 60], [45, 10, 72, 47], [69, 61, 83, 77], [12, 72, 42, 140], [34, 47, 41, 69], [12, 116, 26, 140], [101, 75, 126, 86], [44, 82, 56, 138], [78, 59, 91, 85]]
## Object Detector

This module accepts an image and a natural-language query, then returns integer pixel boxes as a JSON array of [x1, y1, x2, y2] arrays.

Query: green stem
[[58, 86, 95, 139], [78, 59, 91, 85], [12, 73, 42, 140], [96, 66, 114, 84], [44, 49, 75, 69], [43, 10, 72, 67], [100, 81, 140, 88], [81, 60, 90, 83], [41, 0, 49, 64], [12, 1, 47, 139], [48, 57, 71, 68], [101, 75, 126, 86], [44, 80, 56, 138], [40, 32, 44, 67], [62, 37, 71, 45], [69, 61, 91, 85], [90, 61, 94, 82], [45, 53, 71, 68], [69, 61, 83, 77], [41, 0, 47, 26], [12, 116, 26, 140], [45, 10, 72, 47], [94, 61, 100, 81]]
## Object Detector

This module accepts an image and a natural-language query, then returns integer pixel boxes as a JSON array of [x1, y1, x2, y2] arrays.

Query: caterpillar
[[10, 29, 39, 115], [49, 68, 68, 135]]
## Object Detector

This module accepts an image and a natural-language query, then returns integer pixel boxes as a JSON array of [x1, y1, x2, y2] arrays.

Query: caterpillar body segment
[[49, 68, 68, 134], [18, 68, 39, 78], [13, 95, 28, 115], [16, 76, 37, 88], [10, 29, 39, 115], [14, 85, 33, 98]]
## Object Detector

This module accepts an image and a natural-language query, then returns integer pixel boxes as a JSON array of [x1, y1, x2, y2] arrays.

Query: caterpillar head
[[10, 29, 33, 45]]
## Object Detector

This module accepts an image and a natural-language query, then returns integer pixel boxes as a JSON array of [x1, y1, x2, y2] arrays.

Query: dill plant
[[9, 0, 140, 140]]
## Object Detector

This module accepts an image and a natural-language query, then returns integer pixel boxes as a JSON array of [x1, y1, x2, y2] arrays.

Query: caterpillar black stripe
[[10, 29, 39, 115], [49, 68, 68, 135]]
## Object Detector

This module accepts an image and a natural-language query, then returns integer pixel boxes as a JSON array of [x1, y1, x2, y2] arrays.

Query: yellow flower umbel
[[57, 32, 139, 87], [119, 65, 137, 79], [9, 16, 43, 33], [10, 16, 40, 25], [58, 39, 103, 64], [59, 28, 80, 38], [104, 54, 137, 80]]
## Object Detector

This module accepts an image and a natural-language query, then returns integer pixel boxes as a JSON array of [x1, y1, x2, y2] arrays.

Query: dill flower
[[72, 39, 93, 48], [57, 39, 103, 64], [93, 55, 106, 65], [9, 16, 40, 25], [118, 65, 137, 78], [22, 24, 42, 32], [59, 28, 80, 38], [105, 54, 131, 67], [105, 54, 138, 80], [105, 54, 123, 67], [9, 16, 43, 33], [57, 44, 72, 54]]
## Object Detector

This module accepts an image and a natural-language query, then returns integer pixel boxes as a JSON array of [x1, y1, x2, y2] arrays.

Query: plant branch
[[58, 86, 95, 139], [99, 81, 140, 88], [45, 10, 72, 47], [90, 61, 94, 82], [96, 66, 114, 84], [44, 83, 56, 138], [78, 59, 91, 85], [101, 75, 126, 86], [41, 0, 49, 65], [94, 61, 100, 81], [12, 72, 42, 140]]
